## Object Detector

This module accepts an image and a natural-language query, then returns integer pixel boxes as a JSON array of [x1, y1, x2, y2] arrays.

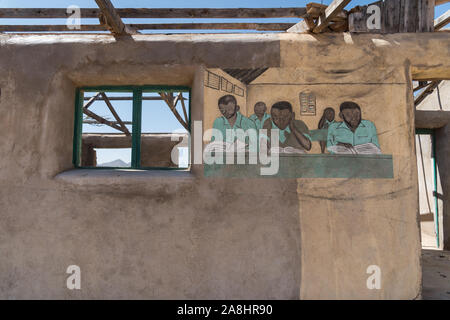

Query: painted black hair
[[340, 101, 361, 112], [323, 107, 335, 114], [218, 95, 237, 106], [271, 101, 293, 112], [254, 101, 267, 109]]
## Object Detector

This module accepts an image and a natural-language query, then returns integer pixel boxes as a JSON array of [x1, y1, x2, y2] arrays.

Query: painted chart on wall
[[203, 68, 394, 179]]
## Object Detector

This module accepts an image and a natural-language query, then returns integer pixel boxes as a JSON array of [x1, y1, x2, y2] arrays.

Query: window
[[73, 86, 190, 170], [299, 90, 316, 116]]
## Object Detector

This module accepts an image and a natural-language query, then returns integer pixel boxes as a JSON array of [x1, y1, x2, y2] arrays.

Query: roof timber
[[435, 10, 450, 31], [95, 0, 136, 36], [288, 1, 350, 33], [0, 7, 307, 19], [0, 2, 444, 35], [313, 0, 351, 33], [415, 81, 442, 107], [0, 23, 295, 32]]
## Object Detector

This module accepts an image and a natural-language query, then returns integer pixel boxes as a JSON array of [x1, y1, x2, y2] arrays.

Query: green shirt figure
[[211, 95, 256, 143], [327, 101, 380, 153], [262, 101, 312, 151], [249, 101, 271, 130]]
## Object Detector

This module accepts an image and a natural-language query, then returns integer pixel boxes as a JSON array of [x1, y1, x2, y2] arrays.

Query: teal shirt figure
[[249, 113, 271, 130], [270, 120, 312, 144], [212, 111, 257, 143], [327, 120, 379, 150], [324, 119, 335, 127]]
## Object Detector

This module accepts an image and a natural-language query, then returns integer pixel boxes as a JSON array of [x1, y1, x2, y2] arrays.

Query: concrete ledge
[[54, 168, 193, 186], [415, 110, 450, 129]]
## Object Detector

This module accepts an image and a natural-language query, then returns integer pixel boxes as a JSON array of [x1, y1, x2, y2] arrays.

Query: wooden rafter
[[415, 81, 442, 107], [435, 10, 450, 31], [287, 1, 349, 33], [83, 92, 101, 109], [159, 92, 189, 130], [83, 107, 126, 133], [178, 93, 189, 125], [313, 0, 351, 33], [413, 81, 430, 92], [94, 0, 135, 36], [82, 92, 130, 135], [2, 2, 443, 35], [100, 92, 130, 136], [0, 23, 294, 33], [0, 7, 306, 19]]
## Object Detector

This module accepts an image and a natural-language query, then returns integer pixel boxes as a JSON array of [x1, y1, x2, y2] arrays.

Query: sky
[[1, 1, 448, 165]]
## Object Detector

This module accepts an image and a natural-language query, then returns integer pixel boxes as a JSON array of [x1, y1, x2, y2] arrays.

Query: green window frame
[[73, 85, 191, 170]]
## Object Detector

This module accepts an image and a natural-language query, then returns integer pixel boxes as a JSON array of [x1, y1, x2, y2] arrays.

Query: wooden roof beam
[[313, 0, 351, 33], [415, 81, 442, 107], [94, 0, 136, 36], [0, 7, 307, 19], [287, 0, 351, 33], [435, 10, 450, 31], [435, 0, 450, 5], [0, 23, 294, 32]]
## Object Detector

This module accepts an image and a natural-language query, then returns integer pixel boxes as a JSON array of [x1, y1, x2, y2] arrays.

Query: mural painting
[[203, 68, 393, 179]]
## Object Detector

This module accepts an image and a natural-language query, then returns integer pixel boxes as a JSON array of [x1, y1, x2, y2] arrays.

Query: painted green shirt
[[325, 119, 335, 127], [211, 111, 257, 143], [262, 120, 311, 151], [249, 113, 271, 130], [327, 120, 379, 149]]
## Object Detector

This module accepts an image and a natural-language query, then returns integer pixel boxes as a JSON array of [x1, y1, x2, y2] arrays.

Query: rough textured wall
[[247, 68, 422, 298], [277, 34, 420, 299], [0, 33, 449, 299], [0, 37, 300, 299]]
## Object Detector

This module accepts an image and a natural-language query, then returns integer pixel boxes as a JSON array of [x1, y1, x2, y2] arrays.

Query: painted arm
[[318, 116, 325, 130], [370, 122, 380, 148], [261, 118, 272, 150], [289, 113, 312, 151]]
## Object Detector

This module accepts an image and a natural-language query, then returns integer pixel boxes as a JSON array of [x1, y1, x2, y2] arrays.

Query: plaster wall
[[0, 32, 449, 299]]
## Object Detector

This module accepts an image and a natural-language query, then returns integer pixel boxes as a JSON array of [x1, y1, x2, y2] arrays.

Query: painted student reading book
[[327, 101, 381, 155], [327, 142, 381, 155]]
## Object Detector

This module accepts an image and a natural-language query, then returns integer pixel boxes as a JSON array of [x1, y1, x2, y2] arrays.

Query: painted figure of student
[[318, 107, 336, 153], [249, 101, 271, 130], [262, 101, 312, 152], [211, 94, 256, 143], [327, 101, 380, 153]]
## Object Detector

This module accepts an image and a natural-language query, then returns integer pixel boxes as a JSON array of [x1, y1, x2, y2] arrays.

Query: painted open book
[[204, 140, 248, 153], [270, 147, 306, 154], [328, 143, 382, 155]]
